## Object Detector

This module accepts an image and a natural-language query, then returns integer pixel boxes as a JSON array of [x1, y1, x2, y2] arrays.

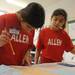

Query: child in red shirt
[[0, 2, 45, 65], [35, 8, 75, 64]]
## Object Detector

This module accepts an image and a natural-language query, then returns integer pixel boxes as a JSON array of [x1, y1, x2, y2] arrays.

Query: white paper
[[0, 65, 21, 75]]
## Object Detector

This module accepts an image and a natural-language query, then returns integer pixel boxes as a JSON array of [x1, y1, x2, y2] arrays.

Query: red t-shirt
[[0, 14, 34, 65], [37, 28, 74, 62]]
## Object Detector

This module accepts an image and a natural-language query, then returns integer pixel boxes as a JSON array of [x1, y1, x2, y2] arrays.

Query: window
[[68, 20, 75, 45]]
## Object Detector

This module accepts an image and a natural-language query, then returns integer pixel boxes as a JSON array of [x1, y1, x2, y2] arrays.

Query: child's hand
[[0, 29, 10, 47]]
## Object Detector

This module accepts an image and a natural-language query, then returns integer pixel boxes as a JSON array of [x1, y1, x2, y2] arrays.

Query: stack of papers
[[58, 62, 75, 67]]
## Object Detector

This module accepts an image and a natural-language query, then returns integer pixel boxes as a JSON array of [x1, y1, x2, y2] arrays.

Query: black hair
[[51, 8, 67, 20], [18, 2, 45, 28], [51, 8, 67, 29]]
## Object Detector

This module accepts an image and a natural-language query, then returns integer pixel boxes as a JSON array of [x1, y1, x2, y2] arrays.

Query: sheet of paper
[[0, 65, 21, 75]]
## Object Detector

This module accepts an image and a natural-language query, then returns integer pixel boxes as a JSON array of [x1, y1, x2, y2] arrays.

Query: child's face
[[51, 15, 66, 30]]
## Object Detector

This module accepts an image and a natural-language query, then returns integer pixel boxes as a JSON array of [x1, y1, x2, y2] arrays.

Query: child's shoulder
[[41, 27, 50, 32]]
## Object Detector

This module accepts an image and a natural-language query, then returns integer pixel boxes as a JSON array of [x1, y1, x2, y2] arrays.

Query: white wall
[[44, 0, 75, 25], [0, 0, 75, 24]]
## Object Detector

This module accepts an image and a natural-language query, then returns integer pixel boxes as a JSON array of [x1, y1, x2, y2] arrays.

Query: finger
[[2, 30, 11, 38], [0, 34, 10, 43]]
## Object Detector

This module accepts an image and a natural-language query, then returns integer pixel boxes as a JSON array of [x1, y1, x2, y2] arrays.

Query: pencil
[[9, 41, 15, 55], [4, 28, 15, 55]]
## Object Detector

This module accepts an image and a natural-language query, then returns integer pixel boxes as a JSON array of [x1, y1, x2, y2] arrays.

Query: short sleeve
[[64, 32, 74, 52], [36, 30, 44, 49], [28, 29, 35, 49]]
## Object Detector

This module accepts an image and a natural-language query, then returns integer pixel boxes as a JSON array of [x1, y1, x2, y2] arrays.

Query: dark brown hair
[[18, 2, 45, 28], [51, 8, 67, 29]]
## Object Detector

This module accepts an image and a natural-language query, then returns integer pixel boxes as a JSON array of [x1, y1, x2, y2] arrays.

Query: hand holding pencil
[[0, 28, 15, 55]]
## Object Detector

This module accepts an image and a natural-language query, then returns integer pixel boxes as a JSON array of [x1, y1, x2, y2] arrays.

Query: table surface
[[0, 62, 75, 75]]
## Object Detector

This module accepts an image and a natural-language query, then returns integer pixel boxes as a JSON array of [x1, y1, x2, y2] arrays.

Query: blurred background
[[0, 0, 75, 25]]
